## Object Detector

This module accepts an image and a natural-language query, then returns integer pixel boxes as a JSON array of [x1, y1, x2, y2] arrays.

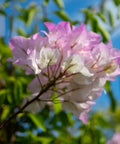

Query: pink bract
[[107, 133, 120, 144], [9, 21, 120, 124]]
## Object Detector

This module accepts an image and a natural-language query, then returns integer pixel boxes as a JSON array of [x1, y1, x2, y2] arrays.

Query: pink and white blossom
[[9, 21, 120, 124]]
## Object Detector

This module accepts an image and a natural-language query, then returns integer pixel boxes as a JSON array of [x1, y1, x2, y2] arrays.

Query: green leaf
[[21, 131, 53, 143], [71, 20, 79, 25], [98, 25, 109, 42], [93, 114, 110, 128], [108, 10, 114, 27], [17, 5, 39, 27], [58, 111, 70, 126], [51, 93, 62, 114], [97, 12, 106, 22], [90, 17, 98, 32], [36, 137, 53, 144], [7, 77, 15, 104], [1, 105, 10, 121], [28, 113, 46, 131], [2, 2, 10, 8], [113, 0, 120, 6], [42, 17, 52, 23], [81, 9, 90, 16], [54, 0, 64, 9], [31, 134, 53, 143], [16, 28, 26, 36], [43, 0, 49, 6], [0, 89, 8, 106], [0, 9, 6, 16], [104, 81, 117, 112], [54, 10, 70, 21], [81, 9, 91, 23], [9, 15, 13, 33], [26, 8, 36, 27], [14, 80, 22, 104]]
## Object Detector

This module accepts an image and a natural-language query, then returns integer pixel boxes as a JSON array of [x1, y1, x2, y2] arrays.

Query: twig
[[0, 73, 63, 129]]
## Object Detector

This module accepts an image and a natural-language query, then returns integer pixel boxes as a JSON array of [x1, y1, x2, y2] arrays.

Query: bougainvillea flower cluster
[[9, 22, 120, 124]]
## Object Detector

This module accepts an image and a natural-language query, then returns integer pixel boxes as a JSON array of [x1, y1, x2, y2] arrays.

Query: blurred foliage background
[[0, 0, 120, 143]]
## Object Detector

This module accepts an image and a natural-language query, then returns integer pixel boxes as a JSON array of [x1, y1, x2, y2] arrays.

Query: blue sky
[[0, 0, 120, 110]]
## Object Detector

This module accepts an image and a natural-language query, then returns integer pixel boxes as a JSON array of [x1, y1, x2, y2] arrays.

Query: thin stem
[[0, 90, 42, 129], [37, 99, 61, 104], [62, 72, 78, 80], [56, 87, 81, 99], [0, 73, 63, 129], [47, 57, 54, 80], [55, 81, 70, 85], [49, 88, 63, 94], [50, 65, 54, 78], [37, 74, 43, 88], [54, 54, 63, 77], [63, 64, 76, 74]]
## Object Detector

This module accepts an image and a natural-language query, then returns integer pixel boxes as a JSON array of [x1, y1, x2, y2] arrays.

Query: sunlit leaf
[[26, 8, 37, 27], [94, 114, 110, 128], [17, 5, 39, 27], [54, 10, 70, 21], [28, 113, 46, 131], [43, 0, 49, 6], [104, 81, 117, 112], [97, 12, 106, 22], [98, 25, 109, 42], [51, 93, 62, 114], [16, 28, 26, 36], [54, 0, 64, 9], [108, 10, 114, 27], [71, 20, 79, 25], [81, 9, 91, 23], [1, 105, 10, 121], [2, 2, 9, 8], [42, 17, 52, 22]]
